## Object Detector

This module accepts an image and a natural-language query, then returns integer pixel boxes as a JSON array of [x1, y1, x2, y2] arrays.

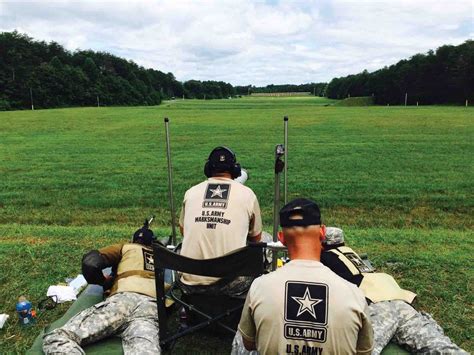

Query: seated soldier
[[43, 222, 161, 355], [321, 227, 468, 355], [238, 199, 374, 354], [178, 146, 264, 297]]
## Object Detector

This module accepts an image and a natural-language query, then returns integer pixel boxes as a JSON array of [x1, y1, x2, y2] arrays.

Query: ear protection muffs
[[204, 146, 241, 179], [231, 162, 242, 179], [204, 160, 212, 178]]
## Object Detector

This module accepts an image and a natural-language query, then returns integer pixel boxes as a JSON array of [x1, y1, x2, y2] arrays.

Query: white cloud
[[0, 0, 472, 85], [247, 4, 313, 36]]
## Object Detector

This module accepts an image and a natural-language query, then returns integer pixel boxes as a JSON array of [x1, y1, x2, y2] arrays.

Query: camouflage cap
[[324, 227, 345, 247]]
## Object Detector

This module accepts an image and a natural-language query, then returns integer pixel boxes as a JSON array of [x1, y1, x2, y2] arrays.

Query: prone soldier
[[321, 227, 468, 354], [43, 221, 161, 355]]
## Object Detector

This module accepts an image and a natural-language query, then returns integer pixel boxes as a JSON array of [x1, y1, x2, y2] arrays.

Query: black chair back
[[152, 242, 266, 348], [154, 242, 265, 277]]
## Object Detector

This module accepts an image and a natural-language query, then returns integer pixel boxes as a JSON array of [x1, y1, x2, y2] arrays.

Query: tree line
[[1, 31, 472, 110], [0, 31, 236, 110], [326, 40, 474, 105], [234, 83, 327, 96]]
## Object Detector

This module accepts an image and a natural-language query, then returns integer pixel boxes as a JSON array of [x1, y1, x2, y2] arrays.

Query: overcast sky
[[1, 0, 472, 86]]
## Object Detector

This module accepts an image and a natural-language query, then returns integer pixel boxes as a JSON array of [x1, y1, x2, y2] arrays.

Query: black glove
[[82, 250, 106, 285]]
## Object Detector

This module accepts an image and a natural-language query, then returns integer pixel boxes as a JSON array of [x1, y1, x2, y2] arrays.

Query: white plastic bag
[[0, 314, 9, 329], [47, 285, 77, 303]]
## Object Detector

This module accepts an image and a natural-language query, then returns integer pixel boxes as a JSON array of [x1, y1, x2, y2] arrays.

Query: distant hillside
[[0, 31, 236, 110], [326, 40, 474, 105]]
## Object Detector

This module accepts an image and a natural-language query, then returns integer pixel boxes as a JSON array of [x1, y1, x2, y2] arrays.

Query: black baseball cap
[[132, 227, 155, 246], [279, 198, 321, 227], [208, 146, 236, 171]]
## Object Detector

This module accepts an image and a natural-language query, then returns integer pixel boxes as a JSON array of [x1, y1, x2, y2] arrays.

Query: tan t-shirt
[[238, 260, 374, 355], [179, 177, 262, 285]]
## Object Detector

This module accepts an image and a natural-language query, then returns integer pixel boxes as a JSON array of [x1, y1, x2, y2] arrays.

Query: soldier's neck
[[211, 173, 232, 179]]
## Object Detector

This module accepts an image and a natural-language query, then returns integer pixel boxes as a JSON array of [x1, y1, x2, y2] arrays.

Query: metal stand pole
[[283, 116, 288, 204], [272, 144, 285, 270], [30, 88, 34, 110], [273, 174, 281, 242], [164, 117, 177, 245]]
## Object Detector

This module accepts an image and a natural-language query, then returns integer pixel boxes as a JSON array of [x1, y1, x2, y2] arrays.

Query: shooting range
[[0, 1, 472, 354]]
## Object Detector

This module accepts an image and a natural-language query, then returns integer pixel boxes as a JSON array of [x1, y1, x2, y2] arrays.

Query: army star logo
[[142, 249, 155, 271], [146, 254, 154, 265], [292, 287, 323, 319], [210, 185, 227, 198], [203, 183, 230, 209], [345, 252, 374, 272]]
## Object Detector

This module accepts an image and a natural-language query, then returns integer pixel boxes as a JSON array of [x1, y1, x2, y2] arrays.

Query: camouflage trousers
[[178, 276, 254, 298], [231, 331, 258, 355], [43, 292, 160, 355], [370, 300, 467, 355]]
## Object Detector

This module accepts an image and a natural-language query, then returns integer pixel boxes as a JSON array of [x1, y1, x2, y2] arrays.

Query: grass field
[[0, 96, 473, 353]]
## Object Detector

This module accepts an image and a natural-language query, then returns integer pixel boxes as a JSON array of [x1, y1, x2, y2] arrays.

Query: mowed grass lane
[[0, 97, 473, 352], [0, 97, 472, 228]]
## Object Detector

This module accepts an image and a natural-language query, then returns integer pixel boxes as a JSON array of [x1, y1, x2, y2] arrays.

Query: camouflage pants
[[43, 292, 160, 355], [178, 276, 254, 298], [370, 300, 467, 355], [231, 331, 258, 355]]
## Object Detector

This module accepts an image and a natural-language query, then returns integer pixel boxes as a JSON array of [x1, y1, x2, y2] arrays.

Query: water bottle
[[178, 307, 188, 330], [16, 296, 36, 326]]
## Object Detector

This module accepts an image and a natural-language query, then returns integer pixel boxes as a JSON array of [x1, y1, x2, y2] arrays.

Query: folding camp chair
[[152, 242, 266, 349]]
